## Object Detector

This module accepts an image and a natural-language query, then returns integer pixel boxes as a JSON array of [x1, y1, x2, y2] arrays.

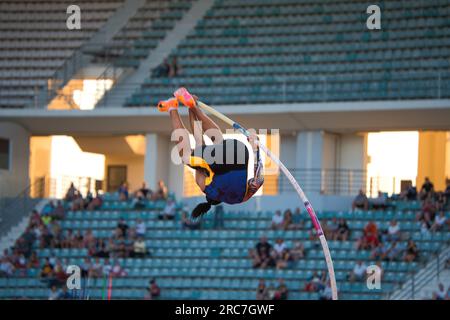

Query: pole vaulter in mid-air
[[157, 87, 338, 300]]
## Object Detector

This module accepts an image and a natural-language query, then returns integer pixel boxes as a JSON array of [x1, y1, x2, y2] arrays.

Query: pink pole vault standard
[[196, 101, 338, 300]]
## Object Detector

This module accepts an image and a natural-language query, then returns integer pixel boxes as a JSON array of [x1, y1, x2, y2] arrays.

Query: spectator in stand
[[87, 192, 103, 211], [348, 260, 367, 282], [154, 180, 168, 200], [304, 271, 326, 293], [0, 256, 14, 277], [356, 220, 379, 250], [181, 211, 201, 230], [444, 182, 450, 207], [403, 239, 419, 262], [371, 242, 387, 261], [48, 285, 60, 300], [291, 207, 304, 229], [433, 283, 447, 300], [168, 56, 181, 77], [89, 257, 103, 278], [40, 257, 54, 280], [137, 182, 151, 199], [135, 219, 146, 238], [65, 183, 78, 201], [111, 261, 127, 277], [283, 209, 293, 230], [336, 218, 350, 241], [58, 286, 72, 300], [430, 211, 447, 232], [51, 201, 65, 220], [271, 210, 284, 230], [419, 196, 437, 224], [117, 218, 129, 237], [256, 279, 270, 300], [386, 220, 402, 242], [370, 191, 388, 210], [71, 193, 85, 211], [27, 251, 40, 269], [290, 241, 305, 261], [384, 241, 400, 261], [420, 220, 431, 235], [420, 177, 434, 200], [159, 198, 176, 220], [352, 189, 369, 211], [53, 260, 68, 286], [328, 217, 339, 240], [400, 184, 418, 201], [133, 236, 148, 258], [145, 279, 161, 300], [251, 236, 275, 269], [273, 278, 288, 300], [273, 238, 286, 258], [118, 182, 129, 201], [152, 58, 170, 78], [319, 280, 333, 300]]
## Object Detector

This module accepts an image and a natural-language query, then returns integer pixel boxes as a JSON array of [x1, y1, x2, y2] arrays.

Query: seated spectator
[[433, 283, 447, 300], [256, 279, 269, 300], [403, 239, 419, 262], [135, 219, 146, 238], [53, 260, 68, 286], [356, 220, 379, 250], [371, 242, 387, 261], [370, 191, 388, 210], [132, 236, 148, 258], [282, 209, 293, 230], [181, 211, 201, 230], [430, 211, 447, 232], [352, 189, 369, 211], [348, 260, 367, 282], [401, 184, 418, 201], [271, 210, 284, 230], [154, 180, 168, 200], [48, 285, 60, 300], [319, 280, 333, 300], [291, 207, 303, 229], [145, 279, 161, 300], [71, 193, 85, 211], [275, 249, 291, 270], [336, 218, 350, 241], [117, 218, 129, 237], [328, 217, 339, 240], [137, 182, 152, 199], [290, 241, 305, 261], [152, 58, 170, 78], [250, 236, 275, 269], [58, 286, 72, 300], [168, 56, 181, 77], [0, 257, 14, 277], [384, 241, 400, 261], [272, 279, 288, 300], [89, 257, 103, 278], [159, 198, 176, 220], [304, 271, 326, 293], [418, 197, 437, 224], [87, 192, 103, 211], [386, 220, 401, 242], [118, 182, 129, 201], [111, 261, 127, 277], [444, 182, 450, 207], [420, 220, 431, 235], [420, 177, 434, 200], [27, 251, 40, 269], [51, 201, 65, 220], [65, 183, 78, 201], [273, 238, 286, 258], [40, 257, 54, 279]]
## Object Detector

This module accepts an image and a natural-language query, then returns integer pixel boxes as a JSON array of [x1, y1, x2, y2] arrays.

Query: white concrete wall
[[0, 122, 30, 197]]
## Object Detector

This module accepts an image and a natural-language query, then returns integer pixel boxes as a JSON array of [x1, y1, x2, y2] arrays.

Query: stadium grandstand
[[0, 0, 449, 301]]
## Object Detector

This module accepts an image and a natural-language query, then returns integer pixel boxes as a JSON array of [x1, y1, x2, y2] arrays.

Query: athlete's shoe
[[173, 87, 197, 109], [157, 97, 178, 112]]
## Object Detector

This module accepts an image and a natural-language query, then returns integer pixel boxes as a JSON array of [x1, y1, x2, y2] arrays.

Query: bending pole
[[197, 101, 338, 300]]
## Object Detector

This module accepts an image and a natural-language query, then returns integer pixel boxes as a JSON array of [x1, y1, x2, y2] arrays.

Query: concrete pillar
[[0, 122, 30, 197], [144, 133, 184, 199]]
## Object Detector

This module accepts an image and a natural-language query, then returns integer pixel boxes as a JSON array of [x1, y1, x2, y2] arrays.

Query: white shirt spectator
[[353, 263, 367, 277], [136, 221, 146, 236], [272, 213, 284, 226], [435, 215, 447, 226], [388, 223, 400, 235], [273, 242, 286, 254]]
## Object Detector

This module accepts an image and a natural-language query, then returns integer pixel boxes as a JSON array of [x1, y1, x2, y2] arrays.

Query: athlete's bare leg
[[190, 105, 223, 144], [169, 109, 192, 165]]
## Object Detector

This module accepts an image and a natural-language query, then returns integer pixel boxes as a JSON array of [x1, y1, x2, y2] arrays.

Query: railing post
[[411, 273, 415, 300]]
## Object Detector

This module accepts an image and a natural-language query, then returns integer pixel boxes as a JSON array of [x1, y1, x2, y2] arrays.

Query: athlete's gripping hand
[[247, 131, 259, 150]]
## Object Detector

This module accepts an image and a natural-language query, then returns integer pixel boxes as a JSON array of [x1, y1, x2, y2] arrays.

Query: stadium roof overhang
[[1, 99, 450, 136]]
